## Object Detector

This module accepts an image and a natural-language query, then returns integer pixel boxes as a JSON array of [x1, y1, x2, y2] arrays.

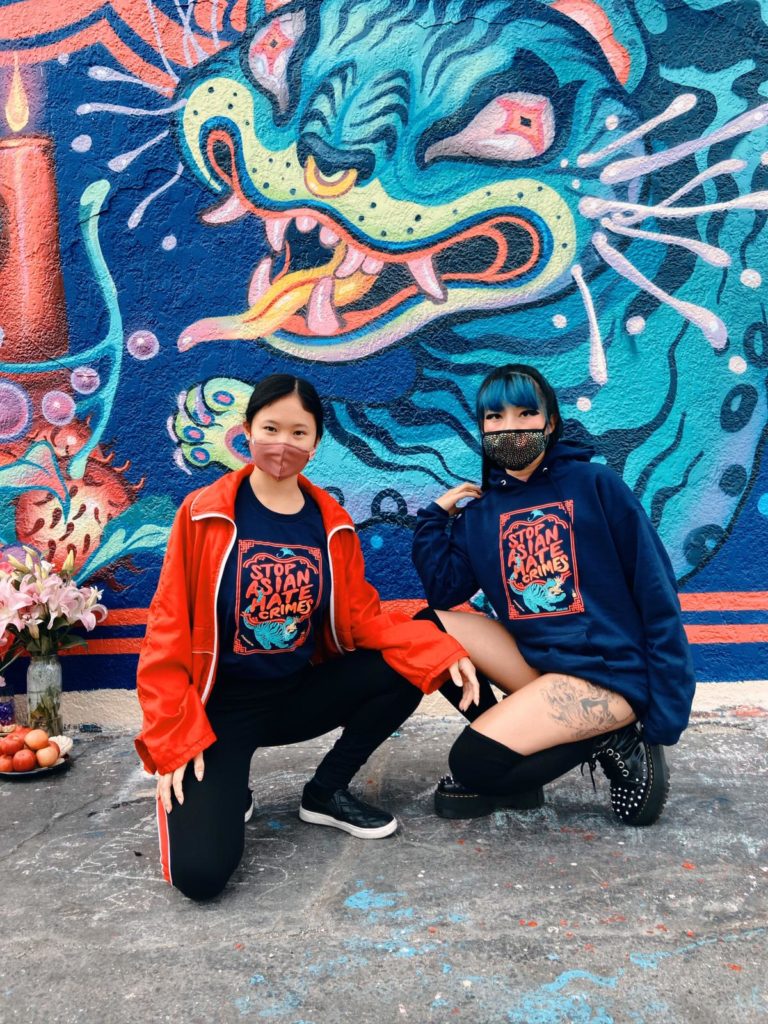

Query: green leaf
[[57, 637, 88, 651], [0, 649, 23, 673], [75, 495, 176, 583]]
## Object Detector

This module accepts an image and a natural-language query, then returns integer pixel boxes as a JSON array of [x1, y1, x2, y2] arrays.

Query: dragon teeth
[[407, 254, 446, 302], [336, 245, 366, 278], [320, 225, 340, 248], [248, 256, 273, 306], [362, 255, 384, 274], [201, 192, 249, 225], [265, 216, 290, 251]]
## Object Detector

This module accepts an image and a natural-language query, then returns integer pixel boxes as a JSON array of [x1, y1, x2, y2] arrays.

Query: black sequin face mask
[[482, 428, 548, 471]]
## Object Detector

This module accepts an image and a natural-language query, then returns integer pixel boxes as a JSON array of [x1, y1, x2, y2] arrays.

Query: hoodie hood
[[485, 437, 595, 491]]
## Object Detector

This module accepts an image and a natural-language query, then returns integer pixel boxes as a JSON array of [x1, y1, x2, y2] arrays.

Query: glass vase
[[26, 656, 64, 735], [0, 674, 13, 726]]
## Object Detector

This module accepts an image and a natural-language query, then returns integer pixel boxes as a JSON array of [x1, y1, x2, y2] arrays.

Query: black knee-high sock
[[413, 607, 498, 722], [449, 726, 597, 796]]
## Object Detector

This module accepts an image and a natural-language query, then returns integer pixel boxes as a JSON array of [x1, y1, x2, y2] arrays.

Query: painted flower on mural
[[0, 141, 172, 586], [0, 417, 144, 582], [13, 445, 142, 577], [0, 4, 251, 586]]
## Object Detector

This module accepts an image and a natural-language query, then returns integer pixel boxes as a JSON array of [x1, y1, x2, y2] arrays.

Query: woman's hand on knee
[[448, 657, 480, 712], [156, 751, 205, 813]]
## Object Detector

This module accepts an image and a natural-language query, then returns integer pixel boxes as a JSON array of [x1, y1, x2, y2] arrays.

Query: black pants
[[160, 649, 422, 901]]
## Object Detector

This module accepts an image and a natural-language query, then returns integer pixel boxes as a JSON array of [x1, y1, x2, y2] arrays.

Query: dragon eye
[[425, 92, 555, 164], [247, 9, 306, 113]]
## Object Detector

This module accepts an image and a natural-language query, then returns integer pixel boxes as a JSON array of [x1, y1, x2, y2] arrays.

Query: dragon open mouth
[[178, 130, 542, 349]]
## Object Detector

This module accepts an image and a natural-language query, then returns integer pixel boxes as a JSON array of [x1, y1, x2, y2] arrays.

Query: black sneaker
[[434, 775, 545, 819], [244, 788, 255, 823], [592, 723, 670, 826], [299, 785, 397, 839]]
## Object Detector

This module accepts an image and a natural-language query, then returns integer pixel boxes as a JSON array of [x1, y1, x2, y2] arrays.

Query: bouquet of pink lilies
[[0, 548, 107, 671]]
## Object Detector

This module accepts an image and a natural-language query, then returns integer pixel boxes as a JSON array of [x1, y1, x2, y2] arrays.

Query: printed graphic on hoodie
[[499, 502, 584, 619], [233, 541, 323, 654]]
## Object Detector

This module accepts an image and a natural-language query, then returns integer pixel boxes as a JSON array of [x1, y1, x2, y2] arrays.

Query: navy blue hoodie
[[412, 439, 695, 746]]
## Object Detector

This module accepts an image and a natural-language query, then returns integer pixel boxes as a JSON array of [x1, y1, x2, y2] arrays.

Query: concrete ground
[[2, 704, 767, 1024]]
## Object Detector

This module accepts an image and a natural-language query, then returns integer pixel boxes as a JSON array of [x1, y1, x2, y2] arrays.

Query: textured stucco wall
[[1, 0, 767, 729]]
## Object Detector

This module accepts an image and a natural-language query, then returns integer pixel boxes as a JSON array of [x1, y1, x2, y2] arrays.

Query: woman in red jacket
[[136, 373, 476, 900]]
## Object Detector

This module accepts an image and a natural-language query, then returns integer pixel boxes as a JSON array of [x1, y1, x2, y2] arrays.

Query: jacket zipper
[[191, 510, 237, 705], [326, 523, 355, 655]]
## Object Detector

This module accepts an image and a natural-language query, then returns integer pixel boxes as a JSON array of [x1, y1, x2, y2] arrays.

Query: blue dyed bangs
[[476, 373, 544, 424]]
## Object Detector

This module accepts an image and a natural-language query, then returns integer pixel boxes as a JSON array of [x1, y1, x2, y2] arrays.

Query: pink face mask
[[249, 440, 313, 480]]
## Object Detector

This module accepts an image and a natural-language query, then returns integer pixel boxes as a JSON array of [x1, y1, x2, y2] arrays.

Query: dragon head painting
[[164, 0, 768, 580]]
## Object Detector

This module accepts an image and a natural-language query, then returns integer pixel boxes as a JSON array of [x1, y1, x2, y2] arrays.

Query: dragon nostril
[[210, 137, 234, 182]]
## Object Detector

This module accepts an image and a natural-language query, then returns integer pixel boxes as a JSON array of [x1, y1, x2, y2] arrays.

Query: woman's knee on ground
[[166, 818, 244, 901], [170, 848, 242, 902]]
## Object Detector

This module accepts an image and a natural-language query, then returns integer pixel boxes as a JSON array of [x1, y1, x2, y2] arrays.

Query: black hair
[[244, 374, 324, 440], [476, 363, 562, 488]]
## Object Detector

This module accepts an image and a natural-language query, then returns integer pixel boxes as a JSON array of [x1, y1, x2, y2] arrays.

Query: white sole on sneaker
[[298, 805, 398, 839]]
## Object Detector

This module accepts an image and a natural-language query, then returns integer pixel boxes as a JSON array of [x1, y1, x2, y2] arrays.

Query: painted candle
[[0, 61, 68, 361]]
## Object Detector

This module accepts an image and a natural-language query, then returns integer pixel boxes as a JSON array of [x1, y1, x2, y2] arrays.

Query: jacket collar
[[190, 465, 354, 532]]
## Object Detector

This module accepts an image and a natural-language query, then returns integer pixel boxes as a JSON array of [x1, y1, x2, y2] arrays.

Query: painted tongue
[[177, 245, 373, 349], [306, 276, 341, 334]]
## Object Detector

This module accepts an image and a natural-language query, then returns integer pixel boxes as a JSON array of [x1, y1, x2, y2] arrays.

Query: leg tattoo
[[540, 675, 630, 739]]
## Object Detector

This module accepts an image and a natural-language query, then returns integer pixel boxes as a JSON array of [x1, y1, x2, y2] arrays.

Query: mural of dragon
[[0, 0, 767, 689], [163, 0, 768, 580]]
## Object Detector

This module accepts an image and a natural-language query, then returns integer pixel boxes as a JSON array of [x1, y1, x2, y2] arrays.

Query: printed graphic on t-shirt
[[499, 502, 584, 619], [234, 541, 323, 654]]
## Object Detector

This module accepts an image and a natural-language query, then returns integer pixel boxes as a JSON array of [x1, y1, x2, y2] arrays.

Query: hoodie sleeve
[[609, 494, 696, 746], [412, 501, 480, 609], [134, 497, 217, 775]]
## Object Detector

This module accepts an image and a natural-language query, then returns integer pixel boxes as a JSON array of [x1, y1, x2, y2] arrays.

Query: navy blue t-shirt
[[216, 480, 330, 685]]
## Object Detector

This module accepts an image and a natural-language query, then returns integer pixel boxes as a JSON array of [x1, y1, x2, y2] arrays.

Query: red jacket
[[135, 466, 466, 775]]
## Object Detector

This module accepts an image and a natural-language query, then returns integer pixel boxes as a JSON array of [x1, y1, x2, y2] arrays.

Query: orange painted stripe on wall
[[60, 638, 144, 656], [78, 597, 768, 655], [103, 608, 150, 626], [679, 592, 768, 611], [683, 625, 768, 644], [71, 626, 767, 652]]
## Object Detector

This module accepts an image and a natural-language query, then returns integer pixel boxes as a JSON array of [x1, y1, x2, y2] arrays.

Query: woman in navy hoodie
[[412, 364, 695, 826]]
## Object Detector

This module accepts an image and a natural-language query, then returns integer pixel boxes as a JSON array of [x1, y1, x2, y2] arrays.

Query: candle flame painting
[[5, 57, 29, 133], [0, 0, 767, 698]]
